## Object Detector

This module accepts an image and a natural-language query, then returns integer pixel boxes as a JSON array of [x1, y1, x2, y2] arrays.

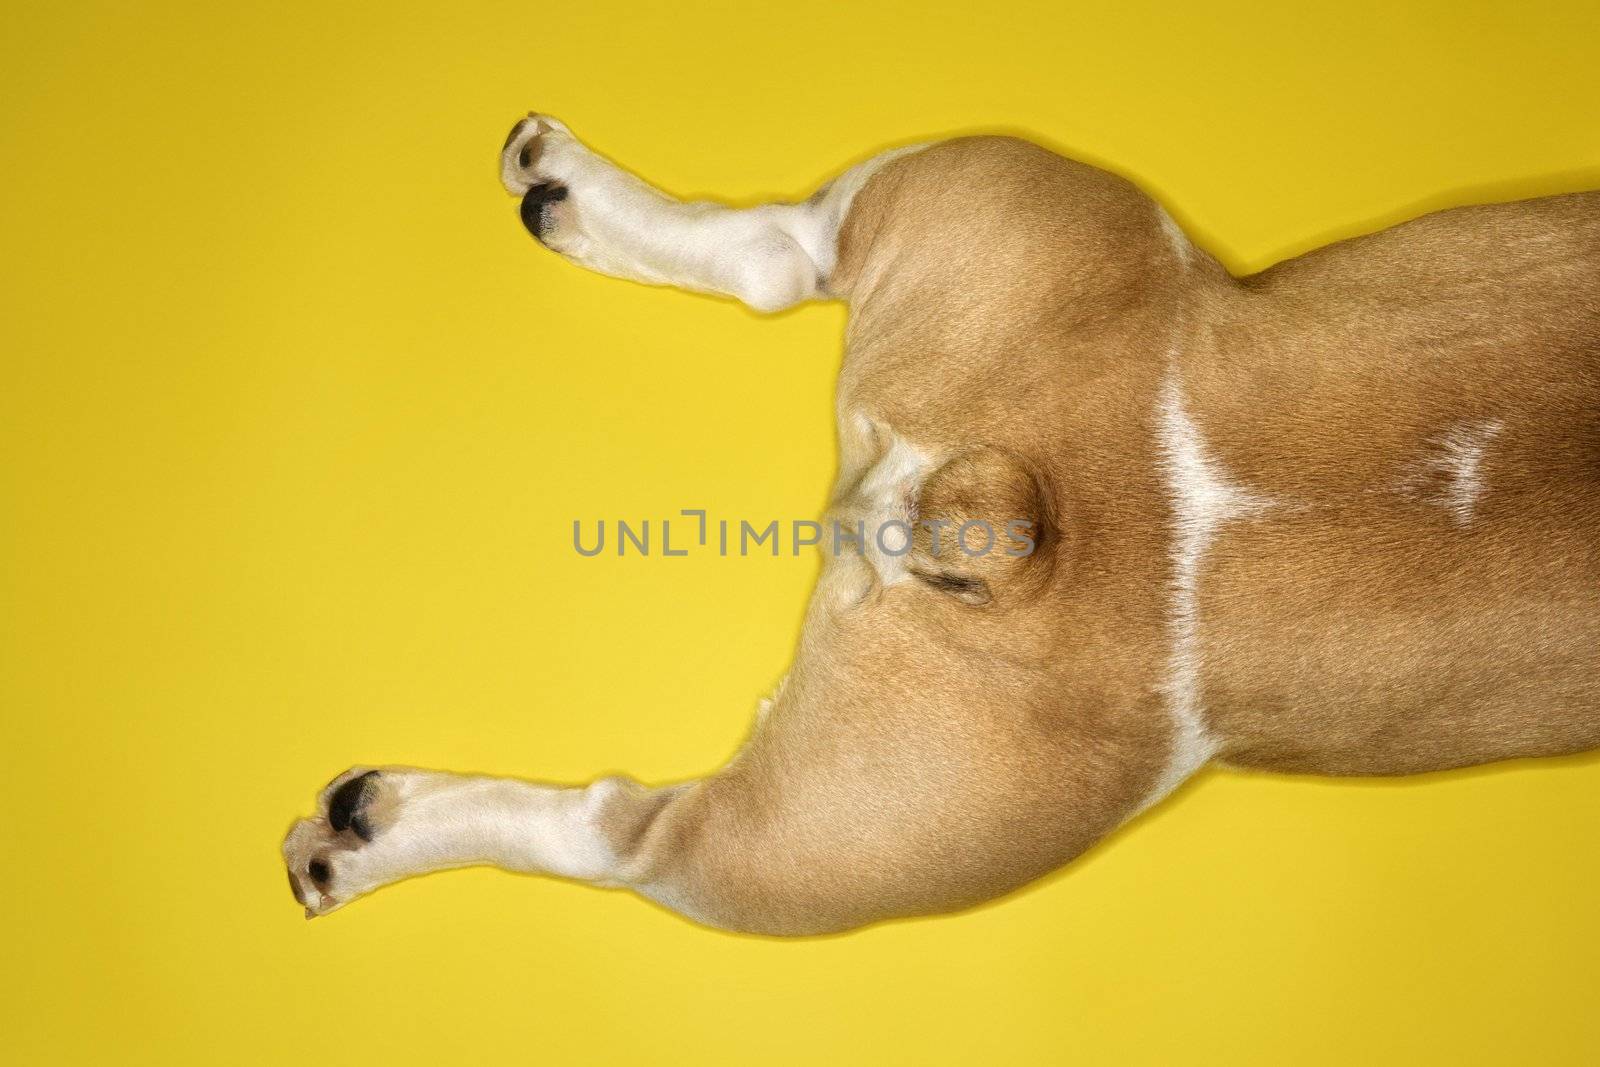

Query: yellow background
[[5, 2, 1600, 1063]]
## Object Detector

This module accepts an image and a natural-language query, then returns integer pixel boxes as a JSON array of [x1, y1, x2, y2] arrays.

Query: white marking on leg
[[798, 144, 928, 285], [1156, 205, 1191, 267], [754, 672, 790, 725], [1147, 371, 1270, 806], [501, 116, 925, 312], [284, 771, 636, 915]]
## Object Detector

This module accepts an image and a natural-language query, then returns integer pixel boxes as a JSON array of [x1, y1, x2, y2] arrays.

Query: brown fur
[[287, 130, 1600, 936], [615, 138, 1600, 932]]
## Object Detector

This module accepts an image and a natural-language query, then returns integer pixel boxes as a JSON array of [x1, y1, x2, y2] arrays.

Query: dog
[[283, 114, 1600, 934]]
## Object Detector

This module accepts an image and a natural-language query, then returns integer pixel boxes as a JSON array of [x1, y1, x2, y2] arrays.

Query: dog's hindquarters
[[284, 124, 1204, 933]]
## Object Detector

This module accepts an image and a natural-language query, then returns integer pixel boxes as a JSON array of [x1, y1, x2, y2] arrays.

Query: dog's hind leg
[[498, 113, 920, 312], [284, 619, 1164, 935], [283, 767, 690, 919]]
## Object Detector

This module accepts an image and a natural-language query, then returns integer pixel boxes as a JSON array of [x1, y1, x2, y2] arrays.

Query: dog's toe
[[282, 816, 343, 917], [503, 115, 534, 152], [284, 766, 420, 916]]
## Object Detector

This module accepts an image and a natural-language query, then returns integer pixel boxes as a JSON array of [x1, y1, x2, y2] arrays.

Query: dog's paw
[[282, 768, 405, 918], [499, 113, 583, 249]]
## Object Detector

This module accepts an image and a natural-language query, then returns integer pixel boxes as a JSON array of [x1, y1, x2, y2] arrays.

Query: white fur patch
[[502, 119, 926, 313], [1146, 372, 1270, 806], [792, 143, 929, 282], [854, 425, 933, 586], [1156, 205, 1191, 266], [1420, 419, 1504, 526]]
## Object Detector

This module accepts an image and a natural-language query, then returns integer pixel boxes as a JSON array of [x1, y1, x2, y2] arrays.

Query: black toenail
[[519, 183, 568, 242], [328, 770, 380, 840], [308, 859, 330, 886]]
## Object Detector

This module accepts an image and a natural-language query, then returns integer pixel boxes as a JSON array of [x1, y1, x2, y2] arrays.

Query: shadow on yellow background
[[4, 1, 1599, 1063]]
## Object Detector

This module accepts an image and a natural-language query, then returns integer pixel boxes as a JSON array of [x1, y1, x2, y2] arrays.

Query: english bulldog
[[283, 115, 1600, 934]]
